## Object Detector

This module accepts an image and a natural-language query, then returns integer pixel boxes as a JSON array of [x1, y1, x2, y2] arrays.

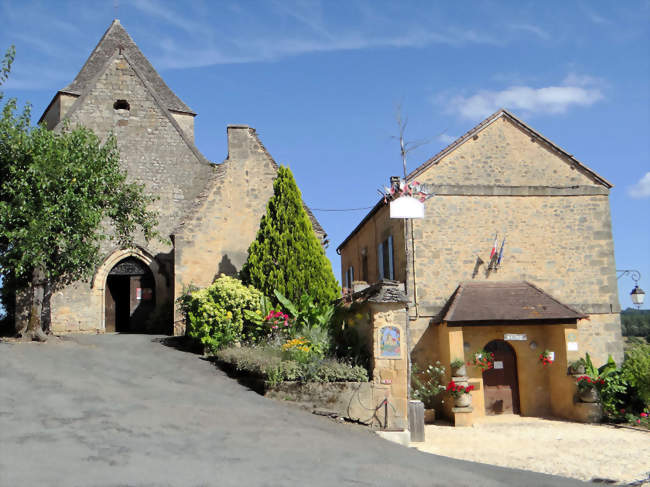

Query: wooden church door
[[482, 339, 521, 415]]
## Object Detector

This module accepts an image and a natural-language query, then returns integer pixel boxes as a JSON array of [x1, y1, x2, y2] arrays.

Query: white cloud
[[628, 172, 650, 199], [438, 134, 457, 145], [444, 77, 604, 120], [508, 23, 550, 40]]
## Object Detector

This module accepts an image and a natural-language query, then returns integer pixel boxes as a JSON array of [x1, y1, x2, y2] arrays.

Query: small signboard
[[390, 196, 424, 219], [493, 361, 504, 369], [136, 288, 142, 300], [567, 342, 579, 351], [504, 333, 527, 341]]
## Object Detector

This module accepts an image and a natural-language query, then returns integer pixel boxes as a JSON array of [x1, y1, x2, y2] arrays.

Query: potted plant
[[576, 375, 604, 403], [450, 358, 466, 377], [539, 349, 554, 365], [411, 362, 446, 423], [568, 358, 586, 375], [468, 349, 494, 372], [446, 380, 475, 408]]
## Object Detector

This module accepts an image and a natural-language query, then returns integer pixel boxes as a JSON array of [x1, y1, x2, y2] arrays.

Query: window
[[377, 235, 394, 280], [361, 249, 368, 283], [113, 99, 130, 111], [346, 266, 354, 290]]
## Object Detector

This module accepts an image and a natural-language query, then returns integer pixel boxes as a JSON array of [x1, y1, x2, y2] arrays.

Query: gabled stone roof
[[342, 280, 408, 305], [61, 19, 194, 115], [443, 281, 586, 323]]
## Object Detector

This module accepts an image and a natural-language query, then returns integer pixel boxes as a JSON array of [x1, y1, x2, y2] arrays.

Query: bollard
[[408, 400, 425, 442]]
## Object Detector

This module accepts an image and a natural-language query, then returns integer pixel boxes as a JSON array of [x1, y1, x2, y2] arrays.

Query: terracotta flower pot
[[454, 393, 472, 408], [424, 408, 436, 424], [579, 387, 599, 403]]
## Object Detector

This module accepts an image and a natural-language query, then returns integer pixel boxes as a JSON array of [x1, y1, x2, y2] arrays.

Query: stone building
[[337, 109, 622, 424], [15, 20, 325, 336]]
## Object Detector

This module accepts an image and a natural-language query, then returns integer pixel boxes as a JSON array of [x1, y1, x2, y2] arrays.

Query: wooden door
[[483, 340, 520, 414], [105, 284, 116, 332]]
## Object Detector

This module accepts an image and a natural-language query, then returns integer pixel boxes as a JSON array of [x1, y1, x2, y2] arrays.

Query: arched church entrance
[[483, 339, 520, 415], [104, 257, 155, 332]]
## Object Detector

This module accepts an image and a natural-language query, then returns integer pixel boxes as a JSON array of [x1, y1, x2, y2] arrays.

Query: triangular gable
[[62, 19, 193, 115], [55, 48, 211, 168], [408, 109, 612, 188]]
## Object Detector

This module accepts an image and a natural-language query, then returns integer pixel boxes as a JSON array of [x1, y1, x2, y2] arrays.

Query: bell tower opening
[[104, 257, 155, 332]]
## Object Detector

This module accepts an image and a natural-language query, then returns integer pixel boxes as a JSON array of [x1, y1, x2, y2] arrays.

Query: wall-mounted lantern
[[617, 269, 645, 309]]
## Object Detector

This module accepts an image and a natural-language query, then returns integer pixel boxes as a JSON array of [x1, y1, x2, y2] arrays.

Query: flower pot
[[454, 393, 472, 408], [424, 408, 436, 424], [569, 364, 586, 375], [579, 387, 599, 403], [451, 364, 467, 377]]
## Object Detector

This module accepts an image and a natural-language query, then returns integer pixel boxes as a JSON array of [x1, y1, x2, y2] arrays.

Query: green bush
[[622, 343, 650, 407], [177, 276, 263, 352], [216, 344, 368, 386]]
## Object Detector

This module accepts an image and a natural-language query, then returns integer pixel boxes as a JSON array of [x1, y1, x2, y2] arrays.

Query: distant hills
[[621, 308, 650, 339]]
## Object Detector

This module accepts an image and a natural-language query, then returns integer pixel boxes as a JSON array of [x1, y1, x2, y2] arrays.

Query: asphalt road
[[0, 334, 588, 487]]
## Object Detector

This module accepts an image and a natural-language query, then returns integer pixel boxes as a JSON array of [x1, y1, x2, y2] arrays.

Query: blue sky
[[1, 0, 648, 310]]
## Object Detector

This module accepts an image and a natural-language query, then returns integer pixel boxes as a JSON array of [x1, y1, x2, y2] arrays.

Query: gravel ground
[[412, 416, 650, 485]]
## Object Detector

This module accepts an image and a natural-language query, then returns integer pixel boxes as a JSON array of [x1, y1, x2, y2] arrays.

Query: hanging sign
[[504, 333, 527, 341], [390, 196, 424, 219], [493, 361, 504, 369]]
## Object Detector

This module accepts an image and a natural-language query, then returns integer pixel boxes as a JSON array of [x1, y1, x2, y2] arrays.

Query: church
[[15, 20, 325, 336]]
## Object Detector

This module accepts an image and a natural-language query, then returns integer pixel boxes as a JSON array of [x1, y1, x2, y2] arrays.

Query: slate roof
[[344, 280, 409, 304], [61, 19, 194, 115], [443, 281, 586, 323]]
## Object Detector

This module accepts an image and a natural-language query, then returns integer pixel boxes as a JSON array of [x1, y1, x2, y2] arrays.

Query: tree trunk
[[24, 267, 48, 342]]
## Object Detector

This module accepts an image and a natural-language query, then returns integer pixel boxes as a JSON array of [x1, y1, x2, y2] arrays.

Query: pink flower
[[641, 413, 648, 418], [637, 419, 641, 424]]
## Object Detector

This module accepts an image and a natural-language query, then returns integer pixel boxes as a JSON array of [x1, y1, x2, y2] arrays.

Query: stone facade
[[338, 110, 622, 423], [15, 20, 324, 336]]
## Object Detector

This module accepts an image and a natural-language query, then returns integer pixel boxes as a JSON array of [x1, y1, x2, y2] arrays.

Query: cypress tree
[[241, 166, 339, 305]]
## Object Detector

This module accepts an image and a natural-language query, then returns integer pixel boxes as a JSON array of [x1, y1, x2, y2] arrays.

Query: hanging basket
[[390, 196, 424, 219]]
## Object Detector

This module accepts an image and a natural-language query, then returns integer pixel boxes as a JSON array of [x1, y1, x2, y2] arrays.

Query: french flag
[[497, 237, 506, 266], [489, 233, 498, 260]]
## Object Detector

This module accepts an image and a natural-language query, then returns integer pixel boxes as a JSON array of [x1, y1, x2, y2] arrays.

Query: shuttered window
[[378, 235, 394, 280]]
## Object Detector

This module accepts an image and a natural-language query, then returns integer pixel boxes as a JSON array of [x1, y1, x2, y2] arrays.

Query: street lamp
[[617, 270, 645, 309]]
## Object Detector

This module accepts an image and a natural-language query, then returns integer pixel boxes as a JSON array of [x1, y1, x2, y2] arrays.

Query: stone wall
[[173, 126, 279, 333], [339, 115, 622, 365]]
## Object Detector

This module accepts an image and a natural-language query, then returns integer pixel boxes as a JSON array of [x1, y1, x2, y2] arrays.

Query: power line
[[309, 206, 375, 212]]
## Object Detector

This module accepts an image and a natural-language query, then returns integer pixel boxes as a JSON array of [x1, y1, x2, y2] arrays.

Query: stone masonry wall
[[39, 53, 214, 333], [173, 126, 279, 333]]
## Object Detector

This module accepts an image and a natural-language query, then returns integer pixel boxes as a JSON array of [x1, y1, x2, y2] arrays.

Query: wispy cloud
[[508, 23, 550, 40], [628, 172, 650, 199], [442, 74, 604, 120]]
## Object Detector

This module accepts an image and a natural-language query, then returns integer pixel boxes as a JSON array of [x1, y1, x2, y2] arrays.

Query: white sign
[[493, 361, 504, 369], [504, 333, 527, 341], [567, 342, 579, 351], [548, 351, 555, 361], [390, 196, 424, 219]]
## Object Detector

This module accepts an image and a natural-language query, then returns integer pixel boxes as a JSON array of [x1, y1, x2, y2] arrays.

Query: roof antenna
[[114, 0, 119, 20]]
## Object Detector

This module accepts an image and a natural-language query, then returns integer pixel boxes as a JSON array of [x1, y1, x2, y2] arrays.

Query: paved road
[[0, 334, 587, 487]]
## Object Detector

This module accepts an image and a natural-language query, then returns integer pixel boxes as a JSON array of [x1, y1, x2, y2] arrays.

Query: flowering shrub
[[265, 310, 291, 331], [216, 344, 369, 386], [177, 275, 263, 352], [411, 362, 446, 409], [539, 349, 554, 365], [446, 380, 475, 398], [576, 375, 605, 392], [282, 336, 317, 363], [468, 350, 494, 371]]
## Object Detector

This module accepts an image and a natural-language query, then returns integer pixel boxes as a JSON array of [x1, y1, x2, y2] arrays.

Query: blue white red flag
[[497, 237, 506, 266], [489, 233, 498, 259]]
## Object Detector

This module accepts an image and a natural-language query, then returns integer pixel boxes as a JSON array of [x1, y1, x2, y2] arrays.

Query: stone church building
[[338, 109, 622, 424], [16, 20, 325, 336]]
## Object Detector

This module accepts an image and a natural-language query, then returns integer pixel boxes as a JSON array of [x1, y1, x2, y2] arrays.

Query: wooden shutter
[[388, 235, 394, 280]]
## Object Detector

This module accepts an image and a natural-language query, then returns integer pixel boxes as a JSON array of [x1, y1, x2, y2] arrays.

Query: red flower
[[641, 413, 648, 418], [620, 409, 626, 414], [637, 419, 641, 424]]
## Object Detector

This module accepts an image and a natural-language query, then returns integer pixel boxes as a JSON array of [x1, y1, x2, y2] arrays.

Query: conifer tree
[[241, 166, 339, 305]]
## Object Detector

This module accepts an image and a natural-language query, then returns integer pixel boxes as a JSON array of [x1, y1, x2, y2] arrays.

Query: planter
[[451, 364, 467, 377], [569, 364, 586, 375], [578, 387, 599, 403], [454, 393, 472, 408], [424, 408, 436, 424]]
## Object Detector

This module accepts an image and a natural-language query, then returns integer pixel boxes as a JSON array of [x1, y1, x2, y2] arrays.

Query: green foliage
[[216, 344, 369, 386], [1, 46, 158, 307], [622, 343, 650, 407], [412, 362, 446, 409], [240, 166, 339, 306], [621, 308, 650, 337], [177, 276, 264, 352]]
